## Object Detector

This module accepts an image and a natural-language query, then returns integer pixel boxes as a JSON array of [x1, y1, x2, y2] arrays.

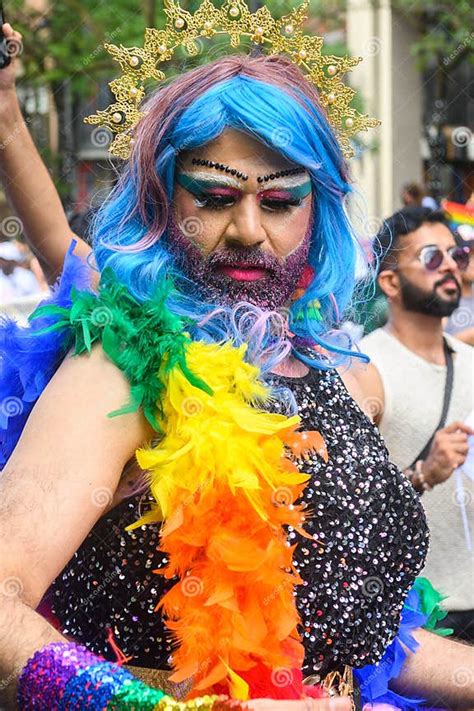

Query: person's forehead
[[401, 221, 455, 254], [186, 128, 296, 172]]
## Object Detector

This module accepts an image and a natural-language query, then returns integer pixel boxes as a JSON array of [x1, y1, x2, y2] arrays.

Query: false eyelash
[[193, 194, 235, 210], [194, 193, 303, 211], [261, 197, 303, 211]]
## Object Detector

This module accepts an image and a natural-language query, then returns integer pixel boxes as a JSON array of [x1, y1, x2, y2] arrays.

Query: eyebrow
[[191, 158, 248, 181], [178, 171, 244, 190], [257, 167, 307, 183], [417, 243, 456, 253], [189, 157, 308, 185]]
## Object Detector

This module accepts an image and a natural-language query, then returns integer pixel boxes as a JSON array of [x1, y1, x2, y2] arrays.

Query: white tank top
[[360, 328, 474, 611]]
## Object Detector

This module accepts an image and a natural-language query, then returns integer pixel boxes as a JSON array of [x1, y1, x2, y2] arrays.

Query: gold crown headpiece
[[85, 0, 379, 160]]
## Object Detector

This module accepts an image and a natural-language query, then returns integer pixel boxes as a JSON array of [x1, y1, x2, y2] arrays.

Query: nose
[[223, 194, 266, 249], [440, 251, 460, 276]]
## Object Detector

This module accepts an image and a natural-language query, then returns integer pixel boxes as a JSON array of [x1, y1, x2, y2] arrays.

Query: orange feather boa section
[[128, 340, 327, 700]]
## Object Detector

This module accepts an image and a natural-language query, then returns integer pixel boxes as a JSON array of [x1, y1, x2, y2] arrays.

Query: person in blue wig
[[0, 16, 473, 711]]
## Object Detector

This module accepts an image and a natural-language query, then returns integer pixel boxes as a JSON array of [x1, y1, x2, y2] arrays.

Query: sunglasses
[[417, 244, 470, 272]]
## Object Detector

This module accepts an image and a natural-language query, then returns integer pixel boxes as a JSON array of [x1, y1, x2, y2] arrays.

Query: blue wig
[[92, 71, 370, 372]]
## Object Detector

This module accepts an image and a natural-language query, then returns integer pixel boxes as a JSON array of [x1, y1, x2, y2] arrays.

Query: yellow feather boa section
[[128, 340, 327, 699]]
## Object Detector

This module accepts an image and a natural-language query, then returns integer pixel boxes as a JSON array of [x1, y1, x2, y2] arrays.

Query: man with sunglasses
[[357, 206, 474, 642]]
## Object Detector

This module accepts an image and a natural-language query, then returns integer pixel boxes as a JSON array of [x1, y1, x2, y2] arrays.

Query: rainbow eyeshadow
[[176, 173, 312, 203]]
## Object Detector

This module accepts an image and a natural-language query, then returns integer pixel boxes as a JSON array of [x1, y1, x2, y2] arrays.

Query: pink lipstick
[[217, 265, 269, 282]]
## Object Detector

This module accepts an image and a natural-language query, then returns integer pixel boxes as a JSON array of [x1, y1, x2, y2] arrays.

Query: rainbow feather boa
[[133, 338, 327, 698], [25, 252, 327, 701]]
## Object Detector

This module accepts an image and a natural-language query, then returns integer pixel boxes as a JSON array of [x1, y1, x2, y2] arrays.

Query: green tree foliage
[[391, 0, 473, 71], [7, 0, 150, 95], [7, 0, 348, 96]]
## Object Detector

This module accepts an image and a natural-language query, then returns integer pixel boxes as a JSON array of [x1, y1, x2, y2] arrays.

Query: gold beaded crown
[[85, 0, 379, 160]]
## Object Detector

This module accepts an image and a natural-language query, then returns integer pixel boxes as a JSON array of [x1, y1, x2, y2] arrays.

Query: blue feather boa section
[[0, 244, 450, 709], [355, 582, 450, 709], [0, 241, 92, 467]]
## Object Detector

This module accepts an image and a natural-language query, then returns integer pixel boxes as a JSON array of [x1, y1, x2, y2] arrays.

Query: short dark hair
[[401, 182, 424, 203], [374, 206, 453, 273]]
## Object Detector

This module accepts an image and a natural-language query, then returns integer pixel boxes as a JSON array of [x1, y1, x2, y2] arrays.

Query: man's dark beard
[[166, 217, 311, 310], [399, 271, 461, 317]]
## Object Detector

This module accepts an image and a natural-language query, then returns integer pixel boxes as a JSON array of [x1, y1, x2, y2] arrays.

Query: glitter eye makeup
[[258, 181, 312, 204], [176, 173, 241, 210], [176, 172, 312, 212], [176, 172, 244, 192]]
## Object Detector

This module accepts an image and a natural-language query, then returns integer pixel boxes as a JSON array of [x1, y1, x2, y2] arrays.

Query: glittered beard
[[166, 216, 311, 310]]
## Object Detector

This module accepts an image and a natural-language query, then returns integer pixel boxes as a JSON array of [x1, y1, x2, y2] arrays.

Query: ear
[[377, 270, 400, 300]]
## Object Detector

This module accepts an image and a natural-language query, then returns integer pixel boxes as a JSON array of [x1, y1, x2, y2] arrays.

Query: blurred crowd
[[0, 238, 48, 323]]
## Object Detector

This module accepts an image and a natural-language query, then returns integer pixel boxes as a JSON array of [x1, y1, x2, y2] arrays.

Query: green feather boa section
[[31, 269, 211, 431], [414, 577, 453, 637]]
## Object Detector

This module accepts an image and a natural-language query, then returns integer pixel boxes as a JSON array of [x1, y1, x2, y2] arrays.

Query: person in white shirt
[[354, 206, 474, 641]]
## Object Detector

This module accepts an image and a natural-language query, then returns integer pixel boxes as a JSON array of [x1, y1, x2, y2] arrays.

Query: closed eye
[[260, 197, 303, 212], [194, 193, 303, 212], [194, 194, 236, 210]]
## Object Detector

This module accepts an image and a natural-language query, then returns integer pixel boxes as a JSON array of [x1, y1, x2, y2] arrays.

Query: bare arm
[[0, 23, 92, 284], [344, 365, 474, 703], [392, 628, 474, 708], [0, 346, 152, 707]]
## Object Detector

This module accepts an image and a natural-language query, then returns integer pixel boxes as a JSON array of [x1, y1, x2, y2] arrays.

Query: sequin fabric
[[45, 368, 429, 678]]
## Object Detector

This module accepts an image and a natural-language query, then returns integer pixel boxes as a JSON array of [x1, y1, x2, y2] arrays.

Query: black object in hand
[[0, 2, 12, 69]]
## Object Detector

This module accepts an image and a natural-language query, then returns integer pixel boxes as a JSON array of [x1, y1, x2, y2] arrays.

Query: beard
[[165, 216, 311, 310], [399, 271, 461, 317]]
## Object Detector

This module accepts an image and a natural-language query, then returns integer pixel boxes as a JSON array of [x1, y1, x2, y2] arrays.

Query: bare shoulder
[[0, 345, 153, 606], [27, 344, 150, 451], [338, 359, 385, 425]]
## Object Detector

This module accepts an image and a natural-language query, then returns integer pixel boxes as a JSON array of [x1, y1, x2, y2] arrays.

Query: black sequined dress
[[43, 368, 429, 678]]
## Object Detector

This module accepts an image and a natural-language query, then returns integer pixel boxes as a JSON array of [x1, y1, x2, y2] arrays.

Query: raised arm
[[0, 345, 152, 708], [0, 22, 92, 284]]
